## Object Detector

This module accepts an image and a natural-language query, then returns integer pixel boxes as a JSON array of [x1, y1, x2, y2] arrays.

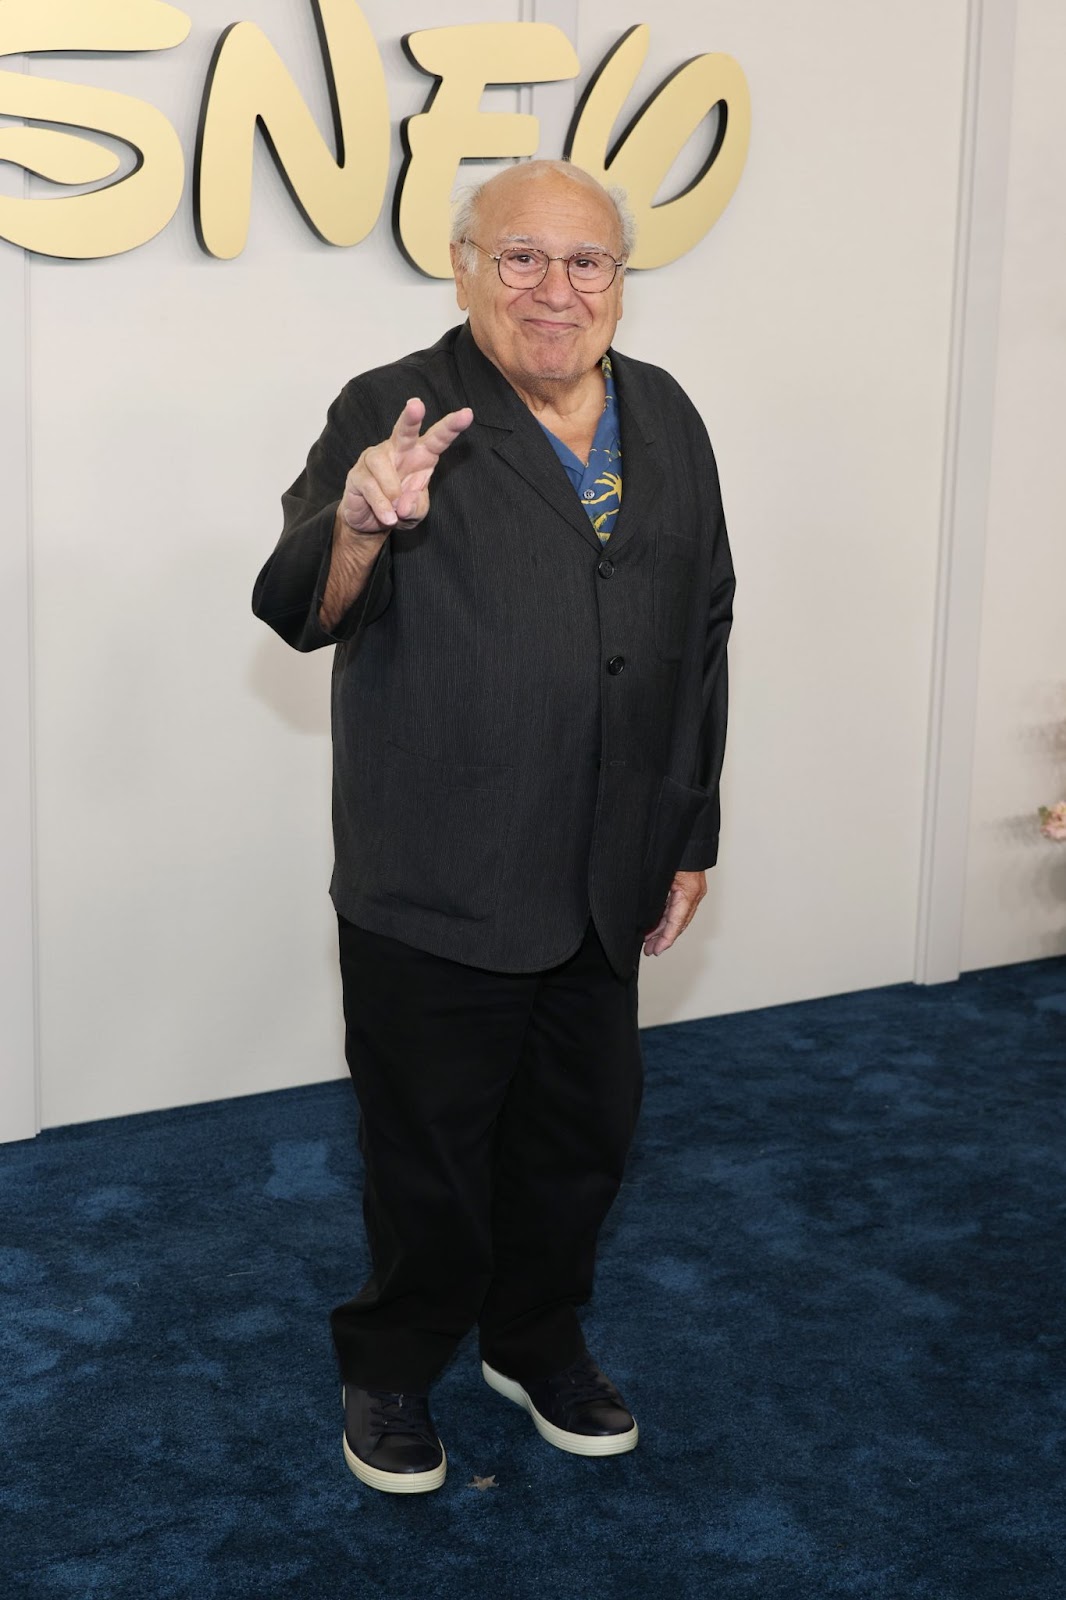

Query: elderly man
[[252, 159, 733, 1494]]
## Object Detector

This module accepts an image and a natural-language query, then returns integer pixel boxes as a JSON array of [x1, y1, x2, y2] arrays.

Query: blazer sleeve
[[677, 420, 735, 872], [251, 383, 394, 652]]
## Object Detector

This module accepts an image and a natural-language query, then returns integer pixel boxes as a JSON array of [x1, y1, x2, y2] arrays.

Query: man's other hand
[[339, 398, 474, 535], [643, 870, 707, 957]]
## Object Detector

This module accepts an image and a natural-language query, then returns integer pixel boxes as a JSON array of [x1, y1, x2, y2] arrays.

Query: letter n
[[195, 0, 389, 260]]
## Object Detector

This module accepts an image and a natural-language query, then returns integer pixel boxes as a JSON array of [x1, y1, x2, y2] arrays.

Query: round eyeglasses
[[463, 239, 625, 293]]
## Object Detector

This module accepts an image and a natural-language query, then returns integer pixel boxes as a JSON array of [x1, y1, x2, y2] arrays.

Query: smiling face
[[451, 165, 626, 399]]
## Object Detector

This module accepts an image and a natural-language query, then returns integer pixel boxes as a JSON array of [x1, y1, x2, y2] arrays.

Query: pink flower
[[1039, 801, 1066, 841]]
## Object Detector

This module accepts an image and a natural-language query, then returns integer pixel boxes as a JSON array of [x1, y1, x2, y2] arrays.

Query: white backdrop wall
[[962, 0, 1066, 970], [2, 0, 1024, 1135]]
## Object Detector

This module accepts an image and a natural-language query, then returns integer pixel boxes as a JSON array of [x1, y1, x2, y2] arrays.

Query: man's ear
[[450, 242, 469, 311]]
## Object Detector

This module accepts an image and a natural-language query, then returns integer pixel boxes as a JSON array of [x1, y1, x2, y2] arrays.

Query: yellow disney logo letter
[[0, 0, 189, 259], [194, 0, 389, 261], [396, 24, 580, 279], [566, 25, 750, 270]]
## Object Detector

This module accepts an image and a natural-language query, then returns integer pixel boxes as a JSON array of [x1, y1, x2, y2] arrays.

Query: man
[[252, 160, 733, 1495]]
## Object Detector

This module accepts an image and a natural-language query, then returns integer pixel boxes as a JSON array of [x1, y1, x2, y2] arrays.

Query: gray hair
[[450, 161, 636, 272]]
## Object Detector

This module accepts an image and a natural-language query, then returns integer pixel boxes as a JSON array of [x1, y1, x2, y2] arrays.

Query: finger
[[360, 443, 404, 504], [644, 890, 689, 956], [415, 406, 474, 461], [389, 396, 427, 455], [650, 883, 707, 955], [339, 496, 382, 534], [345, 473, 398, 530], [394, 489, 430, 529], [394, 468, 432, 522], [642, 905, 672, 957]]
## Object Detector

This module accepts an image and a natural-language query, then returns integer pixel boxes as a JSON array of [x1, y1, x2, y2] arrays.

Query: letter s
[[0, 0, 189, 259]]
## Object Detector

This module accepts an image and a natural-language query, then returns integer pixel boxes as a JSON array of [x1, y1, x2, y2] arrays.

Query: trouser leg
[[330, 917, 643, 1391], [330, 918, 535, 1391], [477, 922, 644, 1381]]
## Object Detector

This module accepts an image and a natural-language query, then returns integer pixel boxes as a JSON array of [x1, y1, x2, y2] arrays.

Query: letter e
[[396, 23, 580, 279]]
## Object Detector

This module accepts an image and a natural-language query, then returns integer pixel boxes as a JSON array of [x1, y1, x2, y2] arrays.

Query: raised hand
[[339, 398, 474, 535]]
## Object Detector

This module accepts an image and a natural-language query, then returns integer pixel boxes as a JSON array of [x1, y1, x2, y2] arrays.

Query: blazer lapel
[[453, 324, 602, 551], [491, 429, 604, 551]]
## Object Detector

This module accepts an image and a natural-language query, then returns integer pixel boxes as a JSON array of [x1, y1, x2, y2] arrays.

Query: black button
[[597, 558, 614, 578], [606, 655, 625, 675]]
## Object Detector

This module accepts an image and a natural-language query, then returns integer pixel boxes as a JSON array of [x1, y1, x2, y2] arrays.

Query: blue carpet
[[2, 959, 1064, 1599]]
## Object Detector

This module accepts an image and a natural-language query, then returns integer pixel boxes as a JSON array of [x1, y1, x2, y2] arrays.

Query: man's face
[[451, 170, 625, 394]]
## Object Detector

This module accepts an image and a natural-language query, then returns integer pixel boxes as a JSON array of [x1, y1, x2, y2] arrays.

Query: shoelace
[[548, 1358, 622, 1410], [366, 1391, 436, 1442]]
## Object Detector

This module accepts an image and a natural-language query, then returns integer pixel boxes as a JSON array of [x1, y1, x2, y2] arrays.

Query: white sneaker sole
[[481, 1361, 639, 1457], [341, 1388, 447, 1494]]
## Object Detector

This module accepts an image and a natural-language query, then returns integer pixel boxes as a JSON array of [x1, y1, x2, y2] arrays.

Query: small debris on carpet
[[468, 1474, 498, 1491]]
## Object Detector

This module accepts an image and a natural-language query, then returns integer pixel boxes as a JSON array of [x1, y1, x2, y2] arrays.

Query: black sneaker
[[481, 1354, 638, 1457], [342, 1384, 447, 1493]]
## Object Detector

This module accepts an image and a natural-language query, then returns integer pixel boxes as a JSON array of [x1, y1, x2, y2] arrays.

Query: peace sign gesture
[[339, 397, 474, 536]]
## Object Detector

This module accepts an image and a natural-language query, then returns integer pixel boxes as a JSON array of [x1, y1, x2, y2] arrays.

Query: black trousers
[[330, 915, 644, 1391]]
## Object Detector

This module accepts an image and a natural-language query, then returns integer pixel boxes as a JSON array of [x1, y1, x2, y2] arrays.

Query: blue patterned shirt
[[538, 355, 622, 544]]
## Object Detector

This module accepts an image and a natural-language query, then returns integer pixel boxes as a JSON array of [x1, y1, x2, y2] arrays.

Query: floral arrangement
[[1040, 801, 1066, 841]]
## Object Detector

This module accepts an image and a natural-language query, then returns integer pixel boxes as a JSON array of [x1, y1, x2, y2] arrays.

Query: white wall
[[2, 0, 988, 1132], [962, 0, 1066, 970]]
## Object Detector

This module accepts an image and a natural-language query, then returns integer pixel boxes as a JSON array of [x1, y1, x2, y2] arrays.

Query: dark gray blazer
[[252, 322, 734, 978]]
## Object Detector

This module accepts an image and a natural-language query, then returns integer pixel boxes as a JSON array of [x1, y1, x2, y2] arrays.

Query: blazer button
[[606, 655, 625, 675], [597, 557, 614, 578]]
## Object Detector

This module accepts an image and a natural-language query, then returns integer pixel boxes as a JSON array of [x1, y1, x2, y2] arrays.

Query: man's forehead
[[478, 172, 617, 242]]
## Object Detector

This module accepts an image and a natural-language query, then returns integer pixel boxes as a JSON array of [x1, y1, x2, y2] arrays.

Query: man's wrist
[[335, 507, 389, 545], [320, 514, 388, 630]]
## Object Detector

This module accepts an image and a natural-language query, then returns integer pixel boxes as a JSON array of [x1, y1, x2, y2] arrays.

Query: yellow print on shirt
[[588, 465, 622, 538]]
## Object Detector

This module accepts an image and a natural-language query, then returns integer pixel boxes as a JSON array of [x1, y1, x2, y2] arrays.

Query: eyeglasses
[[463, 239, 625, 293]]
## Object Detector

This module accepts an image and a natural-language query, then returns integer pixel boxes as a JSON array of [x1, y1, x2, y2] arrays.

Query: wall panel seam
[[0, 49, 41, 1142], [915, 0, 1016, 984], [24, 159, 41, 1135]]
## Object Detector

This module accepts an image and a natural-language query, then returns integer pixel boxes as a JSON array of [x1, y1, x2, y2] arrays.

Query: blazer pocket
[[371, 742, 513, 923], [653, 533, 698, 661]]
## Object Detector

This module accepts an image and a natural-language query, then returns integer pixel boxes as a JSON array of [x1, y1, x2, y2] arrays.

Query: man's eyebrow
[[498, 233, 616, 254]]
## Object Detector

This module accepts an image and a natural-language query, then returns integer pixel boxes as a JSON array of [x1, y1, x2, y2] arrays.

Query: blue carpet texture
[[2, 959, 1064, 1600]]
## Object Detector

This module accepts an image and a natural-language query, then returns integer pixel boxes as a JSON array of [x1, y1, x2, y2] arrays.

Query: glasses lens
[[495, 248, 618, 291], [498, 249, 549, 286], [567, 253, 616, 290]]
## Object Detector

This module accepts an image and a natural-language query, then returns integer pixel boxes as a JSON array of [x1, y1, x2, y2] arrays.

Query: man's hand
[[643, 870, 707, 957], [340, 397, 474, 535], [320, 398, 473, 630]]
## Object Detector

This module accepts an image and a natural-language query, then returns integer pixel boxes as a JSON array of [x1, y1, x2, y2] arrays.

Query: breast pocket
[[369, 742, 514, 923], [653, 533, 698, 662]]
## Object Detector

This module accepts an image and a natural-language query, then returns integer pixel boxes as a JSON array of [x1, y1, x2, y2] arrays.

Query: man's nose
[[532, 258, 576, 307]]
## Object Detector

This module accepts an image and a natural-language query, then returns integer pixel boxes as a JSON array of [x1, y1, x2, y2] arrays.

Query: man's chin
[[517, 347, 586, 386], [518, 327, 586, 373]]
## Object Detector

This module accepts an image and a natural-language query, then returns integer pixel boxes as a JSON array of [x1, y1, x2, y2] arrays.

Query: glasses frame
[[462, 238, 626, 294]]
